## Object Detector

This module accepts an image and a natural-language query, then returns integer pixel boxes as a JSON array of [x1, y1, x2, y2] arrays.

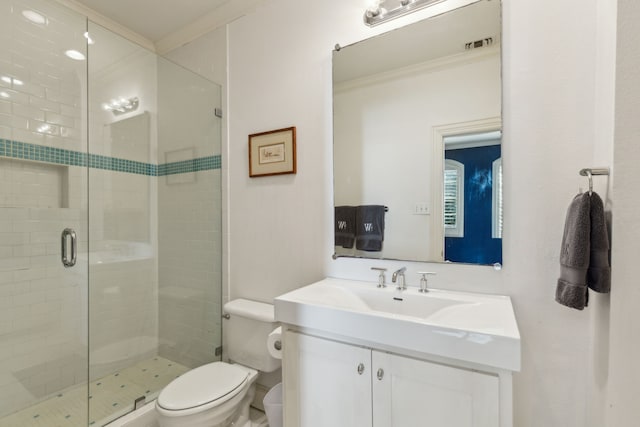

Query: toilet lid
[[157, 362, 249, 411]]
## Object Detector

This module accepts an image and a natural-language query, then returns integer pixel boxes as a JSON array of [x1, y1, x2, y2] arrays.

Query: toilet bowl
[[156, 362, 258, 427], [155, 299, 281, 427]]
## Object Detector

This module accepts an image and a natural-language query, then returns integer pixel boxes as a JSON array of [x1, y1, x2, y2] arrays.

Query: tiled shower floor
[[0, 356, 189, 427]]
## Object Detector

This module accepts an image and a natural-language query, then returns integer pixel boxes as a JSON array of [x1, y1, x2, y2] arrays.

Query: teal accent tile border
[[0, 139, 220, 176], [157, 156, 221, 176], [0, 138, 87, 166]]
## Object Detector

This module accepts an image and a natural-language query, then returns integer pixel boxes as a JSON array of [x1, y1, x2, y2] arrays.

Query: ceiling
[[72, 0, 231, 42]]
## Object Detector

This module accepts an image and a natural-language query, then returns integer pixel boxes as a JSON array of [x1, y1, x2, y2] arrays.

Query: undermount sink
[[274, 277, 521, 371]]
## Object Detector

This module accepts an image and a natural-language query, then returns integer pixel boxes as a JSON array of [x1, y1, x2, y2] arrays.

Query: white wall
[[160, 0, 623, 423], [224, 0, 615, 426], [606, 0, 640, 424]]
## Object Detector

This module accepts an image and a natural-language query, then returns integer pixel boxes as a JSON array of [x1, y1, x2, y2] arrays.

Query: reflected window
[[444, 159, 464, 237]]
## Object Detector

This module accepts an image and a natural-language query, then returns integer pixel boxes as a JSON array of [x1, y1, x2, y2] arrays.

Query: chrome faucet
[[392, 267, 407, 290], [417, 271, 437, 293], [371, 267, 387, 288]]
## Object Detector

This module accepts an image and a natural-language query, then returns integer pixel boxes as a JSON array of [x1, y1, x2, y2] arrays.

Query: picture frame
[[248, 126, 296, 177]]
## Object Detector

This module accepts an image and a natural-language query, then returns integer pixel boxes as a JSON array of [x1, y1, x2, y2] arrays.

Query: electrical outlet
[[414, 203, 429, 215]]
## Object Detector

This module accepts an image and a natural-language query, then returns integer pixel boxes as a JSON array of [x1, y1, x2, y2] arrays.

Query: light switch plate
[[414, 203, 429, 215]]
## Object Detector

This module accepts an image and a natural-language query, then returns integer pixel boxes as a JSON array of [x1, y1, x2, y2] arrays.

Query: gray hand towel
[[556, 193, 591, 310], [587, 192, 611, 293], [355, 205, 386, 252], [335, 206, 356, 248]]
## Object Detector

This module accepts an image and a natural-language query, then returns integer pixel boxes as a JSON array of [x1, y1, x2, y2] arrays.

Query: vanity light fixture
[[102, 97, 139, 116], [364, 0, 446, 26]]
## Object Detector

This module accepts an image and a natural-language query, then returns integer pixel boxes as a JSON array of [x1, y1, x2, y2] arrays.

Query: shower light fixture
[[364, 0, 446, 26], [65, 49, 86, 61], [22, 10, 47, 25], [102, 97, 139, 116], [1, 76, 23, 86]]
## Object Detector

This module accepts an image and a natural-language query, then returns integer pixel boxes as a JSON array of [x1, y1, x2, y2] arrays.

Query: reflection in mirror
[[333, 0, 502, 265]]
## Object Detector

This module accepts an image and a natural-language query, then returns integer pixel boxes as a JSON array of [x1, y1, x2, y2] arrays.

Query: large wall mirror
[[333, 0, 502, 265]]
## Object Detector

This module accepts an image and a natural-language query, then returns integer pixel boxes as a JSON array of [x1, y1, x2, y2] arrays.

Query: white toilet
[[155, 299, 281, 427]]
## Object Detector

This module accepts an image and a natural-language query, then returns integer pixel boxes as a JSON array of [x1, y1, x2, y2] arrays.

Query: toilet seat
[[157, 362, 249, 412]]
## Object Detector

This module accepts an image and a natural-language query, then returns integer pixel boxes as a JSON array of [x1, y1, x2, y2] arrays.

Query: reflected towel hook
[[587, 170, 593, 195]]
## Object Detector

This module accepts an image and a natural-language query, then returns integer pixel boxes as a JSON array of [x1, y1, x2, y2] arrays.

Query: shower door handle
[[61, 228, 77, 268]]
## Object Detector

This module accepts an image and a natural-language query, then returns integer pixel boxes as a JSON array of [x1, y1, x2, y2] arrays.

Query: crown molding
[[334, 46, 500, 94], [155, 0, 265, 55], [53, 0, 156, 52]]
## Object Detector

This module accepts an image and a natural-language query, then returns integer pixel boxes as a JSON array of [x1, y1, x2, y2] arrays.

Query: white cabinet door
[[283, 331, 372, 427], [372, 351, 499, 427]]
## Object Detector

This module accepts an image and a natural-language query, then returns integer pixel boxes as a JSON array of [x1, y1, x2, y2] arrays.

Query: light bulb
[[366, 0, 382, 17], [65, 49, 85, 61], [22, 10, 47, 25], [84, 32, 95, 45]]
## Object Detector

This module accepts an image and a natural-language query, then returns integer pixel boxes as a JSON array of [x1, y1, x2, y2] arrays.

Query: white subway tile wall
[[0, 206, 87, 417], [158, 169, 222, 368], [87, 22, 159, 426], [0, 1, 223, 424], [0, 0, 88, 419], [157, 58, 222, 369], [0, 0, 85, 152]]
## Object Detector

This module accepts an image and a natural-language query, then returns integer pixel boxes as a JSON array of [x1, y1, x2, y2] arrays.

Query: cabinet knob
[[377, 368, 384, 380], [357, 363, 365, 375]]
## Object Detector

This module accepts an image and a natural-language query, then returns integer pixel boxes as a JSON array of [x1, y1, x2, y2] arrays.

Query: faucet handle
[[371, 267, 387, 288], [417, 272, 436, 293]]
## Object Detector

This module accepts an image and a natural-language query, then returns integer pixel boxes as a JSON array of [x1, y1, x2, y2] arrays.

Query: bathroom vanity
[[275, 278, 520, 427]]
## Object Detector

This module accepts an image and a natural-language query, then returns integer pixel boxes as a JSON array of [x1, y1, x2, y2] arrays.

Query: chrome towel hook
[[579, 167, 610, 195]]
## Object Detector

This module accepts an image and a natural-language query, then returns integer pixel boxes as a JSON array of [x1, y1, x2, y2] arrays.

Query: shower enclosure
[[0, 0, 223, 425]]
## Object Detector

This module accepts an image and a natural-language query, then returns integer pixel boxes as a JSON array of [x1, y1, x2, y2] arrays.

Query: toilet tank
[[223, 299, 281, 373]]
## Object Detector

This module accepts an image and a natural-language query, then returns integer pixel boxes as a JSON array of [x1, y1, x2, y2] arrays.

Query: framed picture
[[248, 126, 296, 177]]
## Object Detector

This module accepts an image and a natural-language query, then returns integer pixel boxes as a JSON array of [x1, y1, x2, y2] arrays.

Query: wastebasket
[[263, 382, 283, 427]]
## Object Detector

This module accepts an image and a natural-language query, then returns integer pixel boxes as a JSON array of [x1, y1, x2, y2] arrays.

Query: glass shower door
[[87, 22, 223, 425], [0, 0, 89, 426]]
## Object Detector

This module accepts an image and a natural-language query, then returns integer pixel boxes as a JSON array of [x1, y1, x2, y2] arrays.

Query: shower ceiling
[[72, 0, 236, 41]]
